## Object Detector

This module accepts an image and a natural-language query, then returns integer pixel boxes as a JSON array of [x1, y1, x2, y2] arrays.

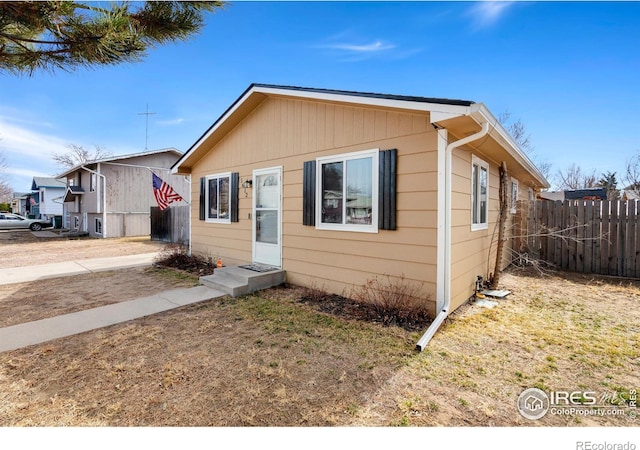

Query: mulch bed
[[154, 248, 432, 332], [297, 291, 432, 332]]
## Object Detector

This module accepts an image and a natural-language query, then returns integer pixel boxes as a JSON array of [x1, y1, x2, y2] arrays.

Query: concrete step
[[200, 265, 286, 297]]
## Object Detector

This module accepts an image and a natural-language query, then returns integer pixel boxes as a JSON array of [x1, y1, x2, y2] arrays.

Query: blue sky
[[1, 1, 639, 193]]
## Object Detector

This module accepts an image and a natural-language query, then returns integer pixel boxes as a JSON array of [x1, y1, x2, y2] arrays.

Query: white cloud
[[316, 35, 421, 62], [156, 118, 185, 126], [0, 117, 69, 158], [324, 40, 396, 53], [0, 116, 75, 190], [467, 1, 514, 29]]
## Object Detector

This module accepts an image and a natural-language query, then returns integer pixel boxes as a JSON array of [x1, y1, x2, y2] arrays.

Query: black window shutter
[[303, 160, 316, 226], [378, 149, 397, 230], [230, 172, 239, 222], [199, 177, 205, 221]]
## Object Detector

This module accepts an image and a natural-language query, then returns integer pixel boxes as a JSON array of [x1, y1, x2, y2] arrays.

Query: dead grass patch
[[0, 265, 637, 427], [349, 267, 640, 426], [0, 267, 199, 328]]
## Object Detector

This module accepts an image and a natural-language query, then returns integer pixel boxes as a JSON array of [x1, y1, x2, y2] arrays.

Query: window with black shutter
[[199, 172, 239, 223], [302, 148, 397, 232]]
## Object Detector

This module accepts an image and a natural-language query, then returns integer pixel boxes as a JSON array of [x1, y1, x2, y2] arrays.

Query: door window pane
[[256, 210, 278, 244], [256, 174, 279, 208]]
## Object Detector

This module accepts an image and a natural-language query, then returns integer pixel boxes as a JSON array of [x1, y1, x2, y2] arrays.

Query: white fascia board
[[470, 103, 550, 188], [254, 86, 471, 116], [172, 86, 263, 174]]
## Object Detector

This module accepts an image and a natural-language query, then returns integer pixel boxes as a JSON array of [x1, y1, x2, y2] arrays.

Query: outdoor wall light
[[242, 179, 253, 196]]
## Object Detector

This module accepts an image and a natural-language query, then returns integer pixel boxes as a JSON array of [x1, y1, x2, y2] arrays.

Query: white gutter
[[79, 165, 107, 239], [415, 121, 491, 351]]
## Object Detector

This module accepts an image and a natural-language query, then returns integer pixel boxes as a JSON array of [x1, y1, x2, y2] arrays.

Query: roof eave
[[432, 104, 550, 189], [470, 103, 550, 189]]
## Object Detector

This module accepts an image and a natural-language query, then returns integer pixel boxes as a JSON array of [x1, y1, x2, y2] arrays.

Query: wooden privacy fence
[[514, 200, 640, 278], [150, 205, 190, 244]]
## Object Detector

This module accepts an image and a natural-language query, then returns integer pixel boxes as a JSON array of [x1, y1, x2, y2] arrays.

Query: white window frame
[[510, 177, 519, 214], [471, 155, 489, 231], [90, 173, 97, 192], [95, 217, 102, 235], [205, 172, 232, 224], [316, 148, 379, 233], [73, 216, 80, 230]]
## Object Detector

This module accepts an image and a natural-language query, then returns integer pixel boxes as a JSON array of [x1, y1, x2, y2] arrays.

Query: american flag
[[152, 173, 183, 210]]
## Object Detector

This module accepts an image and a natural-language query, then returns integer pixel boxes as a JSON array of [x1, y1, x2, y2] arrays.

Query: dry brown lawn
[[0, 232, 638, 427], [0, 230, 163, 269]]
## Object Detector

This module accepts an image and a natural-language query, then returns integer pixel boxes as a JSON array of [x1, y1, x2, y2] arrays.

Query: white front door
[[252, 167, 282, 267]]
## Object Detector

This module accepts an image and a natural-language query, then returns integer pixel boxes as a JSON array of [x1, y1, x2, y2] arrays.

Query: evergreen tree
[[598, 171, 620, 200], [0, 1, 224, 75]]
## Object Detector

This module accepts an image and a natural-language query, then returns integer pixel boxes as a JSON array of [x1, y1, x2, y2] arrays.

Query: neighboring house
[[172, 84, 549, 320], [621, 185, 640, 201], [31, 177, 66, 225], [10, 192, 30, 215], [57, 148, 188, 238], [539, 187, 607, 201]]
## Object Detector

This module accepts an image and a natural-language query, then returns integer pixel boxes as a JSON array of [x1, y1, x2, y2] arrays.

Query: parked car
[[0, 213, 52, 231]]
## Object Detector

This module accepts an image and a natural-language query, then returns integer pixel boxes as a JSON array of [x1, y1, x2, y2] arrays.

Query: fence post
[[584, 200, 593, 273], [592, 200, 601, 275], [577, 200, 585, 272]]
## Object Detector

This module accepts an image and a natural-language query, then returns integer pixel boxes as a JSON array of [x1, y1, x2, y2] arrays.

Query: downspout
[[80, 165, 107, 239], [415, 121, 491, 351]]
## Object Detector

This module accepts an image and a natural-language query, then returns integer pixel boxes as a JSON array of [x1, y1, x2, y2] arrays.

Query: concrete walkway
[[0, 253, 226, 352], [0, 285, 225, 353], [0, 253, 160, 285]]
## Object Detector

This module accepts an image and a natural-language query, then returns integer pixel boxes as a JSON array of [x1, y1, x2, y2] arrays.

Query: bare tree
[[498, 110, 551, 180], [0, 149, 13, 202], [624, 152, 640, 197], [52, 144, 112, 169], [555, 163, 598, 190], [490, 161, 509, 289]]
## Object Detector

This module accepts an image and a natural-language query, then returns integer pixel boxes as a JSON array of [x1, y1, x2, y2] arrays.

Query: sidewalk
[[0, 285, 225, 353], [0, 253, 226, 352], [0, 253, 160, 285]]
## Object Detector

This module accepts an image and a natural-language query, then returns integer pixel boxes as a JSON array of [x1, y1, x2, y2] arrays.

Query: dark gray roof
[[249, 83, 475, 107], [63, 186, 85, 203], [565, 188, 607, 200]]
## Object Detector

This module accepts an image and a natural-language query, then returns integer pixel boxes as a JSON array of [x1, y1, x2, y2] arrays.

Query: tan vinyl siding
[[450, 148, 496, 310], [449, 146, 534, 310], [190, 97, 439, 314]]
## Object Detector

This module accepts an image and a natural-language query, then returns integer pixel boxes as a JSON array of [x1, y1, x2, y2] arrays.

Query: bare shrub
[[154, 244, 215, 275], [347, 275, 431, 329], [300, 279, 328, 303]]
